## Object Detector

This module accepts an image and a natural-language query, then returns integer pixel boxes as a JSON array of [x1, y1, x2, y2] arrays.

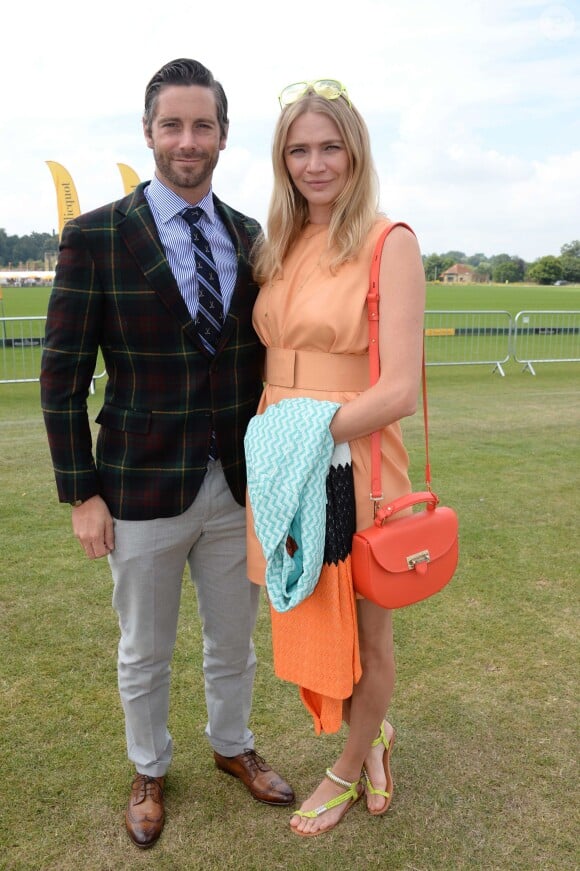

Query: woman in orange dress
[[249, 80, 426, 836]]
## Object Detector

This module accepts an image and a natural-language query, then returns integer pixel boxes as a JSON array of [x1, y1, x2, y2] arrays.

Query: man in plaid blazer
[[40, 58, 294, 849]]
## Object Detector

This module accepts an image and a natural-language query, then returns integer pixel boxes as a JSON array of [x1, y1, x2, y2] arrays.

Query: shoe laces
[[240, 749, 269, 773], [133, 774, 163, 803]]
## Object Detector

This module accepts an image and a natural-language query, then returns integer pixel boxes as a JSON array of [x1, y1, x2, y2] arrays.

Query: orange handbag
[[351, 225, 459, 608]]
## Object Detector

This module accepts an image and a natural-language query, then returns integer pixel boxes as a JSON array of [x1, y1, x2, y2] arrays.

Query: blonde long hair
[[252, 91, 381, 285]]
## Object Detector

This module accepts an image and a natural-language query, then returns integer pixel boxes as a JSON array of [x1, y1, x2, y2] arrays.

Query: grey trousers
[[109, 461, 260, 777]]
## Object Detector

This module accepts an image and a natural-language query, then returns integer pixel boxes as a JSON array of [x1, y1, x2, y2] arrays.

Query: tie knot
[[182, 207, 204, 228]]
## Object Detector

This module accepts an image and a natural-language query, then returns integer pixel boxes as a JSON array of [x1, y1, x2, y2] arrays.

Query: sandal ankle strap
[[325, 768, 359, 790]]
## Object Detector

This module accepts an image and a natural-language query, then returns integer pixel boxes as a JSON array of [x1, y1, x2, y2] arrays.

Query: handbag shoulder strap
[[367, 222, 430, 507]]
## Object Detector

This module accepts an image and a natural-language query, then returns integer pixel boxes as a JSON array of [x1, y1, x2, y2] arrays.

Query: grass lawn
[[1, 357, 578, 869], [1, 281, 579, 319]]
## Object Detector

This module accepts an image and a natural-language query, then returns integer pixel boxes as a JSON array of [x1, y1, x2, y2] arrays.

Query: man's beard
[[154, 147, 219, 191]]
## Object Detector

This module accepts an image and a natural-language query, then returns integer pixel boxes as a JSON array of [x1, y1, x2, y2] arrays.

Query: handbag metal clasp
[[406, 550, 430, 570]]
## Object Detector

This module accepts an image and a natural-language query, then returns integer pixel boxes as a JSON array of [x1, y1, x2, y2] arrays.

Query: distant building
[[440, 264, 477, 283]]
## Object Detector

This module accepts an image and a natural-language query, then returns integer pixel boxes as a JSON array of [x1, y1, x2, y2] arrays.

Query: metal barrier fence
[[0, 316, 104, 388], [1, 311, 579, 384], [424, 310, 512, 375], [0, 316, 46, 384], [512, 310, 580, 375]]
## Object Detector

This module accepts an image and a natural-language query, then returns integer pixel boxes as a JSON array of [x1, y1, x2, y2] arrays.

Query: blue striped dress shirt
[[144, 175, 237, 318]]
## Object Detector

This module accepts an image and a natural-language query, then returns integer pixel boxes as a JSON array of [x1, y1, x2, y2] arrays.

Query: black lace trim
[[324, 461, 356, 565]]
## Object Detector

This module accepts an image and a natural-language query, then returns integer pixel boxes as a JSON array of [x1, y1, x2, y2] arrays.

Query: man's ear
[[219, 122, 230, 152], [143, 118, 153, 149]]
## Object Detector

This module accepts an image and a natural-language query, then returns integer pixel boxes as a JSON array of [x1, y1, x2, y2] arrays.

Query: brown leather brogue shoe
[[125, 773, 165, 848], [214, 749, 295, 806]]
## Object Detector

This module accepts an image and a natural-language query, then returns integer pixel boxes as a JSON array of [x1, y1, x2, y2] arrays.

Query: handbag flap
[[359, 506, 458, 573]]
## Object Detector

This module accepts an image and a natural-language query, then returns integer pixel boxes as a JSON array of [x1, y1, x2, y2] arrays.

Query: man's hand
[[71, 495, 115, 559]]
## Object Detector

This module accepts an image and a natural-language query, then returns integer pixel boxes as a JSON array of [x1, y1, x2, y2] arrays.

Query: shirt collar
[[146, 174, 216, 225]]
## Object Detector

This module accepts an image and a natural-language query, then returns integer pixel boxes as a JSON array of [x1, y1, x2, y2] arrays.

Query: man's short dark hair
[[143, 58, 228, 137]]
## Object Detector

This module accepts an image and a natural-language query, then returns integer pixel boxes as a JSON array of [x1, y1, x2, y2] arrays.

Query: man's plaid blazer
[[40, 182, 265, 520]]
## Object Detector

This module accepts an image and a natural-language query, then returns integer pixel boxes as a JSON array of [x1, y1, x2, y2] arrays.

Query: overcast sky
[[1, 0, 578, 261]]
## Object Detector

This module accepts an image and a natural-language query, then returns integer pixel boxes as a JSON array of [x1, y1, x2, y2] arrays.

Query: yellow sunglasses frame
[[278, 79, 351, 109]]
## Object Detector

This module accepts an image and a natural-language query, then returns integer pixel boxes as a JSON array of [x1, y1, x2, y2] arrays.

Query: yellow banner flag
[[45, 161, 81, 238], [117, 163, 141, 195]]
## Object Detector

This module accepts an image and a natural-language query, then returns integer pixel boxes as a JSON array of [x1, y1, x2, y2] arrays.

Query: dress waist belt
[[265, 348, 370, 392]]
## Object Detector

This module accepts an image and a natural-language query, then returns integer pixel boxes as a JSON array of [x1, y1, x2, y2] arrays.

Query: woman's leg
[[290, 602, 395, 834]]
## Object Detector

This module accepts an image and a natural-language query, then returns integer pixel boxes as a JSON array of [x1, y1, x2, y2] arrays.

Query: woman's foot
[[363, 720, 395, 815], [290, 768, 362, 837]]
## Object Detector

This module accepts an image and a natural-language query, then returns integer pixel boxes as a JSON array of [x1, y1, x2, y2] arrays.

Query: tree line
[[423, 241, 580, 285], [1, 226, 579, 286], [0, 229, 58, 270]]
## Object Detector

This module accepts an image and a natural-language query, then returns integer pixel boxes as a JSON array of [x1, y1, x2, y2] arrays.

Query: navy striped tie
[[182, 207, 222, 460], [182, 207, 224, 353]]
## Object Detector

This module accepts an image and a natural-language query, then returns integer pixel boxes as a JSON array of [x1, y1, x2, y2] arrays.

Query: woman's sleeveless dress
[[245, 219, 413, 733]]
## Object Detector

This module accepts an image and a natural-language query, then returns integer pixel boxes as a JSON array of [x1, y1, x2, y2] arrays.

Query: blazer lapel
[[116, 184, 201, 342], [213, 198, 257, 348], [113, 186, 258, 354]]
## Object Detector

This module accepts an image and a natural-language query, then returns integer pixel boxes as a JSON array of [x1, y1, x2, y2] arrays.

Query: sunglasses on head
[[278, 79, 351, 109]]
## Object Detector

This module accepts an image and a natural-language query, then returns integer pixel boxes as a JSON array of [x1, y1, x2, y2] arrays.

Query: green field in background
[[1, 282, 579, 319], [2, 283, 578, 382]]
